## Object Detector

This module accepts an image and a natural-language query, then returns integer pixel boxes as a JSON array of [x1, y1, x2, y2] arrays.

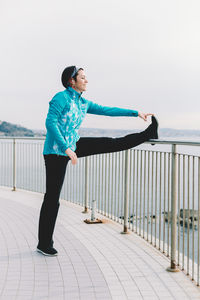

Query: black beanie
[[61, 66, 78, 88]]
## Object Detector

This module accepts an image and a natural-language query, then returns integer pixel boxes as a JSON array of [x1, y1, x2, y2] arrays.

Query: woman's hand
[[138, 112, 153, 121], [65, 148, 78, 165]]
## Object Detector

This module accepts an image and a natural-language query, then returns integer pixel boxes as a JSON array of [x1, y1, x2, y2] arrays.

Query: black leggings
[[38, 130, 150, 248]]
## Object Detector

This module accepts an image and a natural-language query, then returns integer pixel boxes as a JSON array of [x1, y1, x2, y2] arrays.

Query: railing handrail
[[145, 139, 200, 146], [0, 136, 46, 140], [0, 136, 200, 146]]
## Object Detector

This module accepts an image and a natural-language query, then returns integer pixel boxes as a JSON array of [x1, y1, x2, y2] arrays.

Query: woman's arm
[[86, 100, 153, 121], [45, 93, 69, 153], [86, 100, 138, 117]]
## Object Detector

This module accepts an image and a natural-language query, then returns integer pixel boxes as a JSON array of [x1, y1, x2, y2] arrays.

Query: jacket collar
[[66, 86, 82, 100]]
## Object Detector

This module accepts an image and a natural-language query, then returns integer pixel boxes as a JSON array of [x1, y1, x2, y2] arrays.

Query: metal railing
[[0, 137, 200, 284]]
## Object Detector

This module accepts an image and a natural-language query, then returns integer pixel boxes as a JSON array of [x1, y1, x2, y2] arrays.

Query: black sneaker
[[37, 246, 58, 256], [151, 115, 158, 139], [143, 115, 158, 145]]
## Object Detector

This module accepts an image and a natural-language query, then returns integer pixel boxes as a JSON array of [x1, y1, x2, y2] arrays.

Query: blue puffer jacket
[[43, 86, 138, 156]]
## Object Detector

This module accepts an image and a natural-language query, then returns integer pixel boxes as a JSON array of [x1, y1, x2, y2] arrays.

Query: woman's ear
[[69, 78, 75, 86]]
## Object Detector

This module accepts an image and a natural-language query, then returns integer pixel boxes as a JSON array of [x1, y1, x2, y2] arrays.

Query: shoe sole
[[151, 116, 159, 144], [37, 248, 58, 256]]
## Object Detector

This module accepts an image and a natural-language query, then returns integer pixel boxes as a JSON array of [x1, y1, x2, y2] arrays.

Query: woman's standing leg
[[37, 154, 69, 252]]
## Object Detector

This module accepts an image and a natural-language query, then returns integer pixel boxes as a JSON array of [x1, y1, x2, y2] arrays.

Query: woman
[[37, 66, 158, 256]]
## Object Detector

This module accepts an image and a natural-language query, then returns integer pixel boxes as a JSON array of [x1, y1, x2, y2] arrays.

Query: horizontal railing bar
[[145, 139, 200, 146], [0, 137, 45, 140]]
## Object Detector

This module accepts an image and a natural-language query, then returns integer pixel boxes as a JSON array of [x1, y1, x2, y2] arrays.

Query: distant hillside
[[159, 128, 200, 138], [0, 120, 200, 139], [0, 121, 34, 137], [79, 127, 200, 138]]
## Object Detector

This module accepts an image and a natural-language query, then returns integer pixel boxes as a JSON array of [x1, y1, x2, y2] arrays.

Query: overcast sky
[[0, 0, 200, 131]]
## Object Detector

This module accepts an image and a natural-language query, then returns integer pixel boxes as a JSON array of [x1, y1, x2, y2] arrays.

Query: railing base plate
[[166, 267, 180, 272], [84, 218, 103, 224]]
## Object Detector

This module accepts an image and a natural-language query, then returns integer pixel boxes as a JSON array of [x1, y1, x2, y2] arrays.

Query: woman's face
[[72, 69, 88, 93]]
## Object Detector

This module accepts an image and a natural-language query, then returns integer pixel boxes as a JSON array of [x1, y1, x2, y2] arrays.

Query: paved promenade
[[0, 187, 200, 300]]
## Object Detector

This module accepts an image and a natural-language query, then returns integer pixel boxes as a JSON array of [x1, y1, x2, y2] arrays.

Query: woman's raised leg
[[75, 116, 158, 158]]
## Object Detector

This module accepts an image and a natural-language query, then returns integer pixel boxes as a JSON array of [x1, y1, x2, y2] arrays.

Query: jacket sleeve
[[86, 100, 138, 117], [45, 93, 69, 153]]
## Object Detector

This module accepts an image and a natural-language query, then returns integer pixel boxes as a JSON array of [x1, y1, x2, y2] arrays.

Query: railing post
[[82, 156, 89, 213], [167, 144, 179, 272], [12, 138, 16, 191], [91, 200, 96, 221], [121, 149, 130, 234]]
